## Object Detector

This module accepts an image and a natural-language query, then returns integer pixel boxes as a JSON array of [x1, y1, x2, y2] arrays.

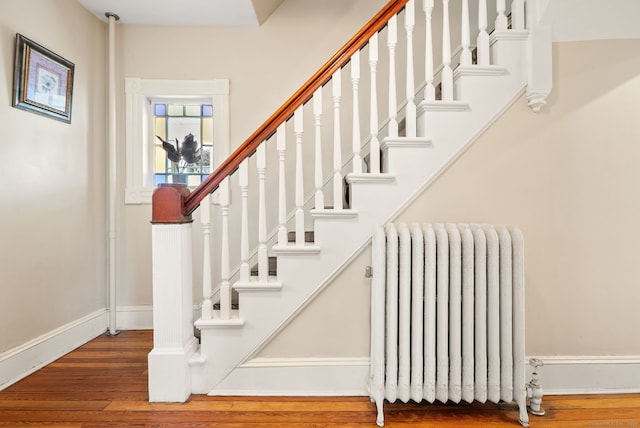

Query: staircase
[[149, 0, 543, 402]]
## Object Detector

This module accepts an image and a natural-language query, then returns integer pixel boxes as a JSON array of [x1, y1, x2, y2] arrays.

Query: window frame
[[124, 78, 229, 204]]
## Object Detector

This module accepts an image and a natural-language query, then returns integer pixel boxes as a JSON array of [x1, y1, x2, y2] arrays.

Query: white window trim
[[124, 78, 229, 204]]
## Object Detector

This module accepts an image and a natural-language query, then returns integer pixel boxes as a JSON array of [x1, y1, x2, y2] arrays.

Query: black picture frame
[[12, 34, 74, 123]]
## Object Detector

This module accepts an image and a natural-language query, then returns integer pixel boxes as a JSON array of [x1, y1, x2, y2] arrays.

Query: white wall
[[540, 0, 640, 41], [260, 38, 640, 358], [0, 0, 107, 353]]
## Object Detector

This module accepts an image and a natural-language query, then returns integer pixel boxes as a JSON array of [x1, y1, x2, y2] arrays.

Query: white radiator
[[369, 223, 529, 427]]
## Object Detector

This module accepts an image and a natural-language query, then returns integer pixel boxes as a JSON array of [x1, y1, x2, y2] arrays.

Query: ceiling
[[76, 0, 285, 26]]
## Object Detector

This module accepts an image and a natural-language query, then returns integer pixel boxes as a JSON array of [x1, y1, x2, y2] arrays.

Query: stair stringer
[[194, 36, 529, 396]]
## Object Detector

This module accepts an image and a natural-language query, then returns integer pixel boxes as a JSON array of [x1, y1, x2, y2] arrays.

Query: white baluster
[[332, 71, 344, 210], [387, 15, 398, 137], [313, 90, 325, 209], [219, 178, 231, 319], [477, 0, 490, 66], [294, 107, 305, 245], [369, 32, 380, 174], [423, 0, 435, 101], [239, 159, 250, 283], [460, 0, 472, 66], [351, 51, 362, 174], [441, 0, 453, 101], [200, 194, 212, 320], [276, 123, 288, 246], [496, 0, 508, 31], [404, 0, 416, 137], [512, 0, 525, 30], [257, 143, 268, 282]]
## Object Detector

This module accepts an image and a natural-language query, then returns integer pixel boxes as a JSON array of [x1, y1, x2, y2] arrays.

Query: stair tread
[[195, 310, 244, 328], [310, 208, 358, 218], [272, 243, 321, 254]]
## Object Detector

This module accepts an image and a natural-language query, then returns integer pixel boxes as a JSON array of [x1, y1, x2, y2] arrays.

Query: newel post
[[148, 184, 197, 402]]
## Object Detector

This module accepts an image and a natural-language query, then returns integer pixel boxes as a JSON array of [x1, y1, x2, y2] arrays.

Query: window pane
[[167, 104, 184, 116], [201, 146, 213, 173], [202, 104, 213, 117], [155, 146, 167, 173], [185, 105, 200, 117], [153, 103, 166, 116], [187, 175, 201, 187], [154, 117, 167, 142], [167, 117, 200, 151], [154, 174, 167, 186], [202, 117, 213, 145]]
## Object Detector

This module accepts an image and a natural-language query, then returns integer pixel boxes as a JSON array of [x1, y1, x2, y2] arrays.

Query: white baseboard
[[0, 309, 107, 391], [207, 355, 640, 397], [116, 306, 154, 330], [208, 357, 371, 396], [116, 305, 200, 331], [529, 356, 640, 395]]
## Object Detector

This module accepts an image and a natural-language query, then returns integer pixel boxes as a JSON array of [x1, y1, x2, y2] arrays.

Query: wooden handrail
[[177, 0, 409, 217]]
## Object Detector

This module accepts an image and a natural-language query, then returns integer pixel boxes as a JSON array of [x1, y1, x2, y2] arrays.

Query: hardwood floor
[[1, 331, 639, 427]]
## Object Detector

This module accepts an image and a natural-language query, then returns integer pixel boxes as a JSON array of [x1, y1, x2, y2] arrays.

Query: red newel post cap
[[151, 184, 193, 224]]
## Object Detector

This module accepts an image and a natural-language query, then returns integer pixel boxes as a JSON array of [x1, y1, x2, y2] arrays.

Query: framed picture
[[12, 34, 74, 123]]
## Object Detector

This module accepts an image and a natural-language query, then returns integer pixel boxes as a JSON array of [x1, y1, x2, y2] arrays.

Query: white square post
[[148, 184, 197, 402], [148, 222, 197, 401]]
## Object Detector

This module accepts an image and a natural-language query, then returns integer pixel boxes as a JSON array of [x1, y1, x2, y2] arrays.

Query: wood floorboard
[[0, 330, 639, 427]]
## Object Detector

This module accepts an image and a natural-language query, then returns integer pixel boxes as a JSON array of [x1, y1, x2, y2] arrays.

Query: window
[[125, 78, 229, 204], [152, 101, 213, 187]]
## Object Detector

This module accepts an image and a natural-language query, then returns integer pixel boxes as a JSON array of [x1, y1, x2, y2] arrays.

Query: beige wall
[[2, 0, 635, 362], [115, 0, 389, 308], [261, 39, 640, 358], [0, 1, 107, 352]]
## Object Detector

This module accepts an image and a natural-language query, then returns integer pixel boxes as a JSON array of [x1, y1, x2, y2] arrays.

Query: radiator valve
[[365, 266, 373, 278], [526, 358, 546, 416]]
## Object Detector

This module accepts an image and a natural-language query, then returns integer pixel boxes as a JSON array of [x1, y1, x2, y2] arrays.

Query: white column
[[276, 124, 288, 245], [460, 0, 472, 66], [441, 0, 453, 101], [149, 223, 197, 402], [106, 12, 119, 336], [404, 0, 417, 137], [477, 0, 490, 66], [199, 194, 212, 320], [369, 32, 380, 174], [294, 107, 305, 245], [387, 15, 399, 138], [351, 51, 362, 174], [332, 71, 344, 209], [496, 0, 508, 31], [423, 0, 435, 101], [512, 0, 525, 30], [313, 90, 325, 209], [239, 159, 250, 282], [257, 143, 268, 282], [218, 178, 231, 319]]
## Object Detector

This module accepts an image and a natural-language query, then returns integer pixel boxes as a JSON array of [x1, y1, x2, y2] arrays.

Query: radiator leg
[[374, 398, 385, 427], [526, 358, 546, 416], [517, 391, 530, 427]]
